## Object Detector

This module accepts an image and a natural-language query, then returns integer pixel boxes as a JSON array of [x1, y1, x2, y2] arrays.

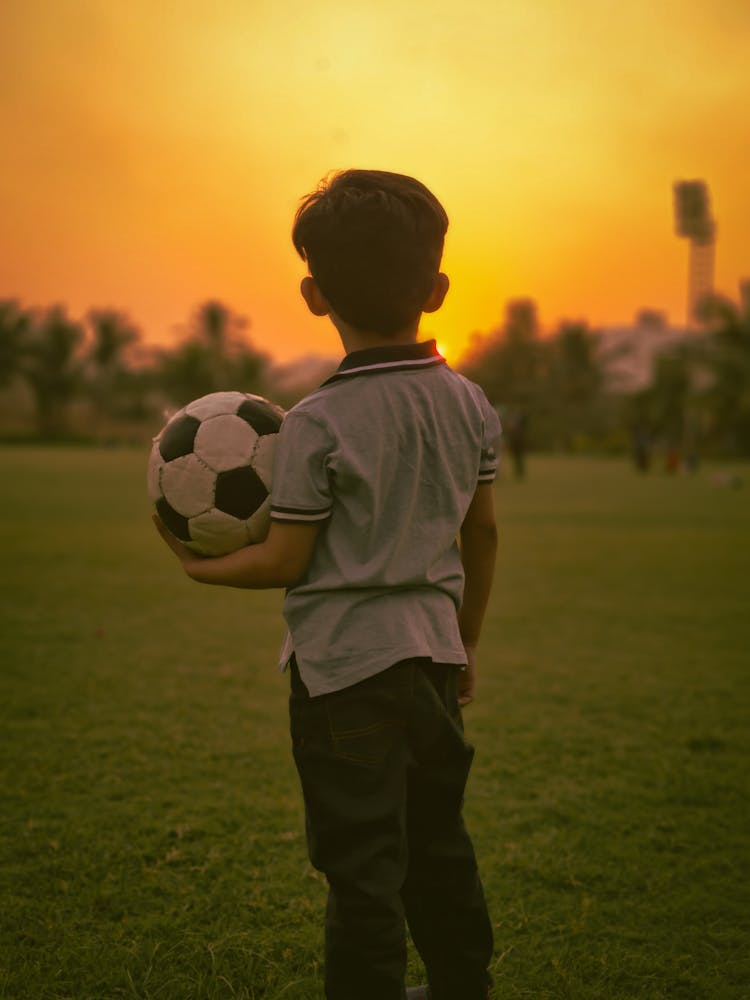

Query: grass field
[[1, 448, 748, 999]]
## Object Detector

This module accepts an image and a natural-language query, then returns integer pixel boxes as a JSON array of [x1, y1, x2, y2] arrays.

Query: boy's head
[[292, 169, 449, 337]]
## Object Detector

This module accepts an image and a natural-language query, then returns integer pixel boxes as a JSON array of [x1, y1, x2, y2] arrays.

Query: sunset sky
[[2, 0, 749, 364]]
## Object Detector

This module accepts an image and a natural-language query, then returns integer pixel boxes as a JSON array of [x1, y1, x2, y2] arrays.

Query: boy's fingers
[[152, 513, 188, 557], [457, 672, 474, 706], [152, 512, 172, 544], [152, 514, 208, 570], [457, 653, 476, 706]]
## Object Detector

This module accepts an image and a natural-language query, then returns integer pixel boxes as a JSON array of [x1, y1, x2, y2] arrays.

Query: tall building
[[673, 180, 716, 327]]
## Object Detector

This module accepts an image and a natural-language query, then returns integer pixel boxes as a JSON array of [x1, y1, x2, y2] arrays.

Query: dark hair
[[292, 169, 448, 336]]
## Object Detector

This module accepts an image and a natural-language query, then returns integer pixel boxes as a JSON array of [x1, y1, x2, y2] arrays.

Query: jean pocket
[[324, 689, 401, 768], [330, 719, 400, 768]]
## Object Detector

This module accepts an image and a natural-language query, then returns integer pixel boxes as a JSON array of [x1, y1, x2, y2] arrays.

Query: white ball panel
[[189, 509, 250, 555], [194, 413, 259, 472], [246, 497, 272, 543], [184, 391, 247, 421], [160, 454, 216, 516], [252, 434, 277, 491], [147, 443, 164, 502]]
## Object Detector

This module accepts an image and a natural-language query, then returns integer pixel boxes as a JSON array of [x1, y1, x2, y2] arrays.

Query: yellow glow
[[2, 0, 749, 362]]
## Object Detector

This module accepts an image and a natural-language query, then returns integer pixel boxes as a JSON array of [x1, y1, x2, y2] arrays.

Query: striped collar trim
[[322, 339, 445, 385]]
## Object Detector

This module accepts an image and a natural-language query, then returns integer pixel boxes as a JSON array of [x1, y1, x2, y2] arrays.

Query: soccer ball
[[148, 391, 285, 556]]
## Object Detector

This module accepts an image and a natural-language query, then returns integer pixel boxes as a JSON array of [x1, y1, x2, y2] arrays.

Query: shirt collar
[[322, 339, 446, 386]]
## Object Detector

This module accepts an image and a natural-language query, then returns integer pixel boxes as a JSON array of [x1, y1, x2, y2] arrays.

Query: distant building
[[268, 354, 338, 404], [598, 310, 689, 393]]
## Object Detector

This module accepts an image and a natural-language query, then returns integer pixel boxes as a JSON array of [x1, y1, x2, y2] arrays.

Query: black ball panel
[[156, 496, 191, 541], [237, 398, 283, 436], [159, 415, 201, 462], [215, 466, 268, 519]]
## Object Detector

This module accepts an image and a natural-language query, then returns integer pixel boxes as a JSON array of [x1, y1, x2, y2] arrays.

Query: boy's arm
[[457, 483, 498, 706], [153, 514, 321, 589]]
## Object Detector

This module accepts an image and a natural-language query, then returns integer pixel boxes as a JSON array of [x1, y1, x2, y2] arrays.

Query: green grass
[[1, 448, 748, 999]]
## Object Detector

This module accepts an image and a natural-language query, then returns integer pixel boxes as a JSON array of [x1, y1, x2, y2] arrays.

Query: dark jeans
[[289, 656, 494, 1000]]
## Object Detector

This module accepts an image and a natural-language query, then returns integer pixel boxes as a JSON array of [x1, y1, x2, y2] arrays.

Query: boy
[[154, 169, 500, 1000]]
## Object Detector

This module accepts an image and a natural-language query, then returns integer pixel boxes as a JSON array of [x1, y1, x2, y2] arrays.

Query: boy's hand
[[152, 513, 205, 574], [151, 515, 320, 589], [458, 645, 477, 706]]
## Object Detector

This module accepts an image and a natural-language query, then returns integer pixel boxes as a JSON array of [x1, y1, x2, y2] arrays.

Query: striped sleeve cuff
[[270, 504, 332, 524], [478, 467, 498, 484]]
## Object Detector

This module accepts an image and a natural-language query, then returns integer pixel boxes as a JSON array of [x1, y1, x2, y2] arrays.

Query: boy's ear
[[422, 272, 450, 314], [300, 276, 331, 317]]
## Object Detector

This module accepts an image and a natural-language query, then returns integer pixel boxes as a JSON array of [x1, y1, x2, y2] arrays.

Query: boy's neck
[[334, 317, 420, 357]]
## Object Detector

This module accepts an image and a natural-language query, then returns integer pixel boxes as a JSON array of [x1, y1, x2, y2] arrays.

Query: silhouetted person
[[632, 426, 652, 472]]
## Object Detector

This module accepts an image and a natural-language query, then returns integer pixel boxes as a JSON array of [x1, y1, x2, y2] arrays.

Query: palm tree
[[544, 321, 606, 449], [697, 293, 750, 455], [159, 300, 269, 406], [23, 307, 85, 437], [460, 300, 544, 466], [87, 309, 140, 370], [86, 309, 141, 428], [649, 346, 692, 455], [460, 299, 543, 409], [0, 300, 30, 388]]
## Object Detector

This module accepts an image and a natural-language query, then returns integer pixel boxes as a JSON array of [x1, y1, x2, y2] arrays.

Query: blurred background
[[2, 7, 749, 996], [1, 0, 749, 463]]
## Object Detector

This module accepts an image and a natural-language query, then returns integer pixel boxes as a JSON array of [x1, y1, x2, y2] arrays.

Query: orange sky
[[2, 0, 749, 364]]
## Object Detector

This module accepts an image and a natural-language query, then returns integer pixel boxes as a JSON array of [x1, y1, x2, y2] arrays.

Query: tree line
[[0, 300, 273, 441], [460, 295, 750, 463], [1, 293, 748, 459]]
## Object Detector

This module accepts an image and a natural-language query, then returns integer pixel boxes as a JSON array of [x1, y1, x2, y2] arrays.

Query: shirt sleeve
[[477, 394, 502, 484], [270, 409, 334, 523]]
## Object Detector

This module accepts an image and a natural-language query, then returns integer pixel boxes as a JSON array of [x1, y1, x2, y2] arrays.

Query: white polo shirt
[[270, 339, 501, 696]]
